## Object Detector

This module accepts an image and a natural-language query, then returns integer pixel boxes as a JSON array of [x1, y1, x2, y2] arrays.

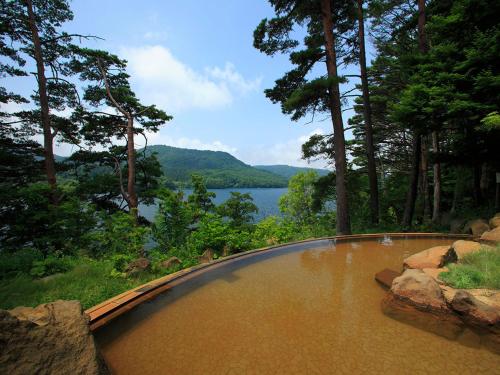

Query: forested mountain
[[142, 145, 288, 188], [254, 165, 330, 179]]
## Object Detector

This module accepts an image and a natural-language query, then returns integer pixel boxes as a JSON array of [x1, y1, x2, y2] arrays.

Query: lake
[[139, 188, 289, 223]]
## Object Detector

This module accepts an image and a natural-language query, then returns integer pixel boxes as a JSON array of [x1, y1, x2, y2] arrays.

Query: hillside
[[253, 164, 330, 179], [143, 145, 288, 188]]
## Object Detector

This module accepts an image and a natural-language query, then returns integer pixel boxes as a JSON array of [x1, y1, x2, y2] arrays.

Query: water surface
[[96, 237, 499, 374], [140, 187, 288, 222]]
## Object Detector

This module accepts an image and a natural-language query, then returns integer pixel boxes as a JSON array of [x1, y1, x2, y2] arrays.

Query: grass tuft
[[440, 246, 500, 289]]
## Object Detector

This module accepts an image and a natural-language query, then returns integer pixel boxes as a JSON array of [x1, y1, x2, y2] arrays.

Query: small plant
[[30, 256, 73, 278], [440, 247, 500, 289]]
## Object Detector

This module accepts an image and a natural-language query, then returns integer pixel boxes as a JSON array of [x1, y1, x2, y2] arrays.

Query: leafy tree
[[254, 0, 357, 234], [187, 213, 230, 255], [252, 216, 298, 246], [87, 210, 150, 257], [187, 174, 216, 220], [153, 189, 192, 251], [0, 0, 94, 198], [0, 182, 96, 254], [279, 171, 319, 225], [217, 192, 258, 229], [65, 147, 164, 217], [356, 0, 379, 224], [70, 48, 172, 219]]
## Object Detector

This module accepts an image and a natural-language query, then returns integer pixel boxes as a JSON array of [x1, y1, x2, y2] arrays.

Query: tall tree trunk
[[25, 0, 57, 196], [127, 118, 138, 218], [420, 135, 431, 221], [402, 0, 428, 228], [417, 0, 428, 53], [97, 58, 138, 220], [431, 131, 441, 222], [418, 0, 441, 223], [357, 0, 379, 225], [320, 0, 351, 234], [402, 132, 421, 229]]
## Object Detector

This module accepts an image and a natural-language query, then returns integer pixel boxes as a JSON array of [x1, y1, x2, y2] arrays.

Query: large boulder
[[125, 257, 150, 276], [463, 219, 490, 237], [451, 290, 500, 327], [452, 240, 491, 260], [480, 226, 500, 245], [450, 290, 500, 353], [489, 214, 500, 229], [403, 245, 456, 269], [381, 269, 464, 339], [0, 300, 109, 375]]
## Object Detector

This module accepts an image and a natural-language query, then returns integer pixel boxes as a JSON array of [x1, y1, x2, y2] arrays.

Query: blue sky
[[6, 0, 376, 168]]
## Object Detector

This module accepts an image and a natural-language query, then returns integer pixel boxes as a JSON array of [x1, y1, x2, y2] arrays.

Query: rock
[[490, 214, 500, 229], [463, 219, 490, 237], [422, 267, 448, 284], [403, 245, 456, 269], [451, 290, 500, 327], [468, 289, 500, 310], [381, 269, 464, 339], [374, 268, 401, 289], [0, 300, 109, 375], [198, 249, 214, 263], [480, 226, 500, 244], [125, 257, 150, 276], [441, 285, 458, 304], [160, 256, 181, 270], [452, 240, 488, 260]]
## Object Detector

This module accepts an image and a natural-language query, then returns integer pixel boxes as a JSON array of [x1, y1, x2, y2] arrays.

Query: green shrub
[[0, 248, 44, 279], [187, 213, 230, 255], [153, 189, 192, 251], [1, 182, 96, 255], [252, 216, 297, 247], [30, 256, 73, 278], [87, 211, 150, 256]]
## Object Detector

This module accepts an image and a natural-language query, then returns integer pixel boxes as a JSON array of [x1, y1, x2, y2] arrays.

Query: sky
[[4, 0, 376, 169]]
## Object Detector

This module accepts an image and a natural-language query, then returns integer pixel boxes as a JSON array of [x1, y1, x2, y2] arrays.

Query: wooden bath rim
[[86, 232, 471, 331]]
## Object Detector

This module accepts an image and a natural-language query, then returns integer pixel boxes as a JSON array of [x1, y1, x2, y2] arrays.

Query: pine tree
[[70, 48, 173, 219], [254, 0, 356, 234]]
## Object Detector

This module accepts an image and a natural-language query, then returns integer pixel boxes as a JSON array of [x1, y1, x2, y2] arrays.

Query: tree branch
[[96, 58, 131, 121]]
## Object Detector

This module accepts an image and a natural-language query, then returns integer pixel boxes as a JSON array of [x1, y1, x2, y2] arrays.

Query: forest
[[0, 0, 499, 309]]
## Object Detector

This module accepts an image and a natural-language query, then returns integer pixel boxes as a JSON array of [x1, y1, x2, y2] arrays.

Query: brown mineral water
[[95, 237, 500, 374]]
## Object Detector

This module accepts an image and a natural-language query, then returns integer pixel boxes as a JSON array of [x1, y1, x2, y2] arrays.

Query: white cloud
[[236, 128, 331, 169], [120, 45, 261, 113], [206, 63, 261, 94]]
